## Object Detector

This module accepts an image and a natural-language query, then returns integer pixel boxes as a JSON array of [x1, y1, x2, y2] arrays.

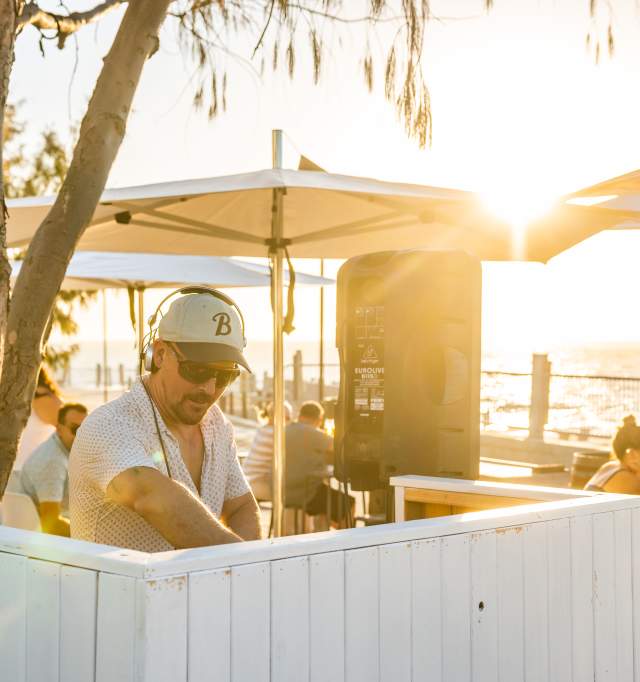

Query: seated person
[[69, 292, 261, 552], [585, 415, 640, 494], [243, 401, 292, 501], [285, 401, 354, 528], [20, 402, 88, 536], [13, 366, 63, 472]]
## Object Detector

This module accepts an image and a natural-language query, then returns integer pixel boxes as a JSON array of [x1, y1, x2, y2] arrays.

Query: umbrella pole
[[137, 288, 145, 356], [271, 129, 285, 537], [102, 290, 109, 403]]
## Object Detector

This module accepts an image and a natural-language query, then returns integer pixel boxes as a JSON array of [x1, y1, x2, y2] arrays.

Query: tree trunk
[[0, 4, 19, 393], [0, 0, 172, 496]]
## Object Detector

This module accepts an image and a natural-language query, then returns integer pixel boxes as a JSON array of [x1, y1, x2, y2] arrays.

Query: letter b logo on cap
[[213, 312, 232, 336]]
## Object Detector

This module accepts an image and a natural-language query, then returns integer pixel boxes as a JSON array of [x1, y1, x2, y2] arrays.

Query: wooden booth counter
[[390, 474, 597, 522]]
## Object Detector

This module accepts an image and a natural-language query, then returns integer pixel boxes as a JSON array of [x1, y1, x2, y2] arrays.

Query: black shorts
[[305, 483, 355, 524]]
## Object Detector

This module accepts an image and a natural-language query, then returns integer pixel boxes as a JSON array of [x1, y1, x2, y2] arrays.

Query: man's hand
[[106, 466, 243, 549], [38, 502, 70, 537]]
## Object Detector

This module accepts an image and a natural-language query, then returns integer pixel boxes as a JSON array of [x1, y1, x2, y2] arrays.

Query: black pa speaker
[[334, 249, 481, 490]]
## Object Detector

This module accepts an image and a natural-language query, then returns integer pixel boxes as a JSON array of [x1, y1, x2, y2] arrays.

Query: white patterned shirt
[[69, 379, 250, 552]]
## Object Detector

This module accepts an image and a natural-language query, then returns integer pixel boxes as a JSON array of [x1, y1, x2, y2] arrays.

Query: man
[[20, 402, 88, 536], [285, 401, 353, 528], [69, 292, 261, 552]]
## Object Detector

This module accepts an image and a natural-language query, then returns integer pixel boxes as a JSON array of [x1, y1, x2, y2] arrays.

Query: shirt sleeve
[[71, 411, 158, 494], [223, 421, 251, 500], [29, 455, 67, 504], [313, 430, 333, 456]]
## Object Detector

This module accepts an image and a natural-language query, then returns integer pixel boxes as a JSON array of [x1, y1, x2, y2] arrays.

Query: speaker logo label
[[212, 312, 232, 336], [361, 344, 380, 365]]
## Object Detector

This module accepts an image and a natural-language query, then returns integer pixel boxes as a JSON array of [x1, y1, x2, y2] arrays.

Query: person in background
[[243, 401, 292, 501], [13, 366, 63, 472], [20, 403, 88, 536], [585, 415, 640, 494], [285, 400, 354, 529]]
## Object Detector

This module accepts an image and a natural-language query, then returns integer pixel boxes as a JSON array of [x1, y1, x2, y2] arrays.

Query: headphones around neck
[[140, 285, 247, 374]]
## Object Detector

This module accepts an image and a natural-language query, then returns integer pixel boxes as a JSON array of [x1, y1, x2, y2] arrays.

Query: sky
[[10, 0, 640, 363]]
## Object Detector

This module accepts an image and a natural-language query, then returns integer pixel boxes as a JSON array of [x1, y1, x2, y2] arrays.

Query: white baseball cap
[[158, 293, 251, 371]]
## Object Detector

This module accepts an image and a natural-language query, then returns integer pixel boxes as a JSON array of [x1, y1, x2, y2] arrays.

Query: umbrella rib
[[293, 210, 404, 244], [293, 216, 429, 245], [128, 218, 235, 240], [90, 197, 185, 227], [112, 203, 264, 245]]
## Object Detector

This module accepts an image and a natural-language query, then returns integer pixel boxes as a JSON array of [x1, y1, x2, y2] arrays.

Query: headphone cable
[[140, 378, 173, 480]]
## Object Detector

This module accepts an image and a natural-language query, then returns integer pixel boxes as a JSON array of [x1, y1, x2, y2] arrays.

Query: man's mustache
[[184, 392, 215, 405]]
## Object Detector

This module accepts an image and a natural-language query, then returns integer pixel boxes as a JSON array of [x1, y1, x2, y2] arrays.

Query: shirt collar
[[52, 432, 70, 457]]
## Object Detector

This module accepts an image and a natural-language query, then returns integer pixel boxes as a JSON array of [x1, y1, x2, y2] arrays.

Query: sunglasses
[[68, 424, 82, 435], [168, 344, 240, 386]]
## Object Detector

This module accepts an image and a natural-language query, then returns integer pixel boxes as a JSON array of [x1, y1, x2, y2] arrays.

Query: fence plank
[[345, 546, 379, 682], [470, 531, 497, 682], [412, 538, 442, 682], [96, 573, 137, 682], [594, 512, 617, 682], [310, 551, 344, 682], [26, 558, 60, 682], [379, 542, 411, 682], [570, 515, 594, 682], [632, 509, 640, 682], [60, 566, 98, 682], [137, 576, 188, 682], [0, 553, 27, 682], [271, 556, 310, 682], [547, 518, 572, 682], [523, 523, 548, 682], [189, 568, 231, 682], [442, 533, 471, 681], [231, 562, 270, 682], [497, 527, 524, 682], [614, 510, 633, 682]]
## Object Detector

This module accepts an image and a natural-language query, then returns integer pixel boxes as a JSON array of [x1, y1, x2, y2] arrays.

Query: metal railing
[[482, 370, 640, 439]]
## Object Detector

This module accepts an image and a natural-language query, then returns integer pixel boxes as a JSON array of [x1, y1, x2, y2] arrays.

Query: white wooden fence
[[2, 492, 640, 681]]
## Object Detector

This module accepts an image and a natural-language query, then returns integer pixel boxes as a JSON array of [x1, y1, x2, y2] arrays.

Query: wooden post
[[96, 364, 102, 388], [529, 353, 551, 440], [293, 350, 303, 402], [241, 373, 248, 419], [118, 364, 125, 387]]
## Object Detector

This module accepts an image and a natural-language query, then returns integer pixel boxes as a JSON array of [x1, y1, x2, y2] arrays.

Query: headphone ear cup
[[144, 345, 154, 372]]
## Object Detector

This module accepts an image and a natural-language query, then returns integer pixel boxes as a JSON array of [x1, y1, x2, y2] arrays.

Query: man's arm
[[38, 502, 70, 537], [221, 492, 262, 541], [106, 466, 243, 549]]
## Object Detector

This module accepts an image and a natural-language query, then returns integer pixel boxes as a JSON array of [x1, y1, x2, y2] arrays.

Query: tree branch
[[17, 0, 126, 48]]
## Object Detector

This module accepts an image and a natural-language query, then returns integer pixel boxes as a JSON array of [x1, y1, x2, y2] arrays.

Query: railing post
[[293, 350, 303, 402], [529, 353, 551, 440]]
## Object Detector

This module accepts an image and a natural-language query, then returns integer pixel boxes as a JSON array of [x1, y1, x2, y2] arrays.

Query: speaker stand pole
[[319, 258, 325, 403]]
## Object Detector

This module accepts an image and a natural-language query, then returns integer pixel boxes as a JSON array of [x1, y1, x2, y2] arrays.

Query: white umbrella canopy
[[7, 168, 629, 262], [565, 167, 640, 219], [10, 251, 333, 290]]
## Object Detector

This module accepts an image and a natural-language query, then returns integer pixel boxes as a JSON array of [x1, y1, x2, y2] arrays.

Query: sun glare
[[481, 187, 556, 232]]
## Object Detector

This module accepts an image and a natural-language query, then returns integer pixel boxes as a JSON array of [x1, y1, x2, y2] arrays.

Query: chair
[[2, 492, 41, 532]]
